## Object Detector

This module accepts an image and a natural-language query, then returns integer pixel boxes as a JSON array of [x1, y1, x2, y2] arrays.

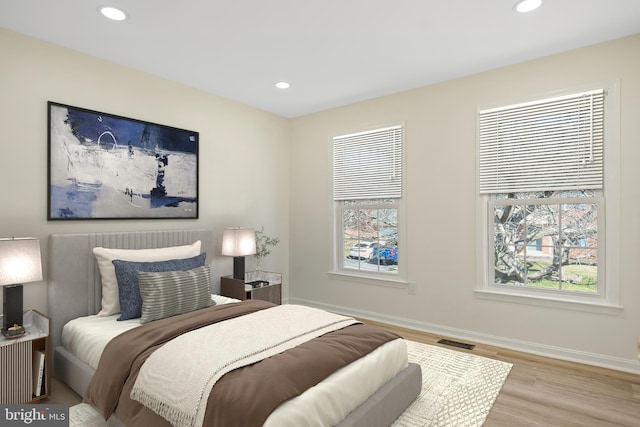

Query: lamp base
[[232, 256, 246, 281], [2, 284, 23, 332]]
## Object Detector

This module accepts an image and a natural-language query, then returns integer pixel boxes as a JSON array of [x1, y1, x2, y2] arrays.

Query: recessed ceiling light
[[513, 0, 542, 13], [275, 82, 291, 89], [99, 6, 127, 21]]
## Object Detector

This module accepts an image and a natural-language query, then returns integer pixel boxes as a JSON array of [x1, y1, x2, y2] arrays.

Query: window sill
[[474, 288, 623, 315], [328, 271, 408, 289]]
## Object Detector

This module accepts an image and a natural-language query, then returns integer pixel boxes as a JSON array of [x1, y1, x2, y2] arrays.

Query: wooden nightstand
[[221, 275, 282, 305], [0, 310, 50, 404]]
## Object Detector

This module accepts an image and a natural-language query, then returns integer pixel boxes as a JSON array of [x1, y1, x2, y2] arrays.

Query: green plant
[[254, 226, 279, 270]]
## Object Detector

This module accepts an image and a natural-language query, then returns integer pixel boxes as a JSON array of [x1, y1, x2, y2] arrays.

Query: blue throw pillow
[[112, 253, 207, 321]]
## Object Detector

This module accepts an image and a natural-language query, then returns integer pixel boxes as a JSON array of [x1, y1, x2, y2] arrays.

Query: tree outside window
[[491, 191, 599, 294]]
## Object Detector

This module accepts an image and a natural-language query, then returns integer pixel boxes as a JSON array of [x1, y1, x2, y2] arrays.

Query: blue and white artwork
[[48, 102, 198, 219]]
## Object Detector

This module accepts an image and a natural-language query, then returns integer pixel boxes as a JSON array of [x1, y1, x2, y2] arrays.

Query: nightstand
[[221, 275, 281, 305], [0, 310, 50, 404]]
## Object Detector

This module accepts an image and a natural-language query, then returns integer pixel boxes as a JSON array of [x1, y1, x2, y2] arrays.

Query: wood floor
[[365, 319, 640, 427], [44, 320, 640, 426]]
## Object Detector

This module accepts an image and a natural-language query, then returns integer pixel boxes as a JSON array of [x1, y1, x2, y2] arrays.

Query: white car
[[348, 241, 378, 260]]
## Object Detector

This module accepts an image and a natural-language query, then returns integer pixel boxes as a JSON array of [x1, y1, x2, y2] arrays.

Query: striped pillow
[[138, 266, 214, 324], [113, 253, 207, 321]]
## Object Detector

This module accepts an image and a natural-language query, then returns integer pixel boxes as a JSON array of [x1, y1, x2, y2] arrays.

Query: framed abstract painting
[[47, 101, 199, 220]]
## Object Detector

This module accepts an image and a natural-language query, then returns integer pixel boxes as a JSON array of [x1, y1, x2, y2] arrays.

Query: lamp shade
[[221, 227, 256, 257], [0, 237, 43, 286]]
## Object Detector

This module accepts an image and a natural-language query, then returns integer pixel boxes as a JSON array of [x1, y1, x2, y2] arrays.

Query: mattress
[[62, 296, 409, 427]]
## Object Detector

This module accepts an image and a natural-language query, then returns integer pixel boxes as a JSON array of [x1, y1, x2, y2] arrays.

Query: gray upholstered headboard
[[47, 229, 214, 355]]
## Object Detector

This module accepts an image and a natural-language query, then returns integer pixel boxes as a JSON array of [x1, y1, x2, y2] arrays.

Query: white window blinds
[[479, 89, 604, 194], [333, 125, 403, 200]]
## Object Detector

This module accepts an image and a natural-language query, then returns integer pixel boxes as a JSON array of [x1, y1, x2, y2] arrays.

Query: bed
[[47, 229, 421, 427]]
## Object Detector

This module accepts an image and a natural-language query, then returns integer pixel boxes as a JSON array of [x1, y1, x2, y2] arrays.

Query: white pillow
[[93, 241, 201, 316]]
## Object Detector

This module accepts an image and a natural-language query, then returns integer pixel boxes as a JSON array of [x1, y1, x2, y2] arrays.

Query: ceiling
[[2, 1, 640, 118]]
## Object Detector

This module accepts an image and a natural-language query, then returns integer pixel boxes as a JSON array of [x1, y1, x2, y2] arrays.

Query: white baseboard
[[289, 297, 640, 375]]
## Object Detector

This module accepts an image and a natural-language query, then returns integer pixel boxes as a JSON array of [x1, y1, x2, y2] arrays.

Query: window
[[333, 125, 403, 277], [341, 199, 398, 274], [490, 191, 602, 295], [477, 86, 620, 308]]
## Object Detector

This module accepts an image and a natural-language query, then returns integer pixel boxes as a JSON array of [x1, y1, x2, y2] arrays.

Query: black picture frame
[[47, 101, 199, 220]]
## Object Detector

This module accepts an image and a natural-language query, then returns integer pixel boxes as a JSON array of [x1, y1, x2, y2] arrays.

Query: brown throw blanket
[[84, 300, 400, 427]]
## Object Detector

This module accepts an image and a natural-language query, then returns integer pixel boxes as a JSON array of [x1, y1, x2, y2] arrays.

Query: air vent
[[437, 339, 475, 350]]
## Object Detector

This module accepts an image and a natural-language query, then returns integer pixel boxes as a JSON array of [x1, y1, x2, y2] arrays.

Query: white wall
[[0, 29, 290, 314], [3, 27, 639, 374], [289, 34, 640, 373]]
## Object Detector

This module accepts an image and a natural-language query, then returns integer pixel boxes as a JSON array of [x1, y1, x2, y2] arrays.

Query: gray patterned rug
[[70, 340, 512, 427]]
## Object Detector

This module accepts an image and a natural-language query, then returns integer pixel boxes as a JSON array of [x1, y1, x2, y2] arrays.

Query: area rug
[[70, 339, 512, 427], [392, 340, 512, 426]]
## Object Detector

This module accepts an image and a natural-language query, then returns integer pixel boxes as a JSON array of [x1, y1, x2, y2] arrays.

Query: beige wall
[[0, 29, 290, 314], [289, 34, 640, 373], [3, 27, 640, 373]]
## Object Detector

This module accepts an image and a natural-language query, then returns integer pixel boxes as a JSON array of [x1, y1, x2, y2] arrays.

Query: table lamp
[[221, 227, 256, 280], [0, 237, 43, 336]]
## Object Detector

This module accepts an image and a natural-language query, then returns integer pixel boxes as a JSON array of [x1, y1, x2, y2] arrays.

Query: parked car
[[348, 241, 378, 260], [372, 245, 398, 265]]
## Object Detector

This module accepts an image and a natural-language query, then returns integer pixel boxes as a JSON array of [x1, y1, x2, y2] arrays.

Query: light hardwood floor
[[366, 319, 640, 426], [44, 320, 640, 426]]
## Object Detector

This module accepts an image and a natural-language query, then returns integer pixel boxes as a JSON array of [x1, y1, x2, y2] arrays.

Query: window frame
[[330, 124, 407, 285], [475, 82, 621, 314]]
